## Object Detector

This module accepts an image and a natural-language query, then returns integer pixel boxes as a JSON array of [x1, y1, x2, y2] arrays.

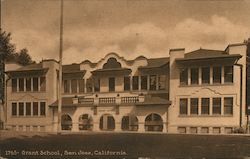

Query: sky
[[3, 0, 250, 64]]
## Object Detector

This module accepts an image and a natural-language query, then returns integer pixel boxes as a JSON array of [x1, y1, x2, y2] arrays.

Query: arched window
[[145, 113, 163, 132], [121, 115, 138, 131], [61, 114, 72, 130], [100, 114, 115, 131], [79, 114, 93, 131]]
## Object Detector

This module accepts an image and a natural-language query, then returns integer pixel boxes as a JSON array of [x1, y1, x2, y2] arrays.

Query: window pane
[[33, 102, 38, 116], [109, 77, 115, 92], [19, 78, 24, 92], [158, 75, 166, 90], [224, 66, 233, 83], [213, 67, 221, 83], [178, 127, 186, 133], [213, 98, 221, 114], [71, 79, 78, 93], [202, 67, 210, 84], [224, 97, 233, 115], [213, 127, 221, 134], [141, 76, 148, 90], [64, 80, 70, 93], [12, 103, 17, 116], [94, 78, 100, 92], [124, 76, 130, 91], [201, 127, 209, 134], [190, 98, 198, 115], [180, 98, 188, 115], [191, 68, 199, 85], [40, 76, 46, 91], [33, 77, 39, 91], [12, 79, 17, 92], [40, 102, 46, 116], [26, 102, 31, 116], [132, 76, 139, 90], [150, 75, 156, 90], [26, 78, 31, 91], [86, 78, 93, 93], [180, 68, 188, 85], [190, 127, 198, 134], [201, 98, 209, 114], [78, 79, 85, 93], [19, 102, 24, 116]]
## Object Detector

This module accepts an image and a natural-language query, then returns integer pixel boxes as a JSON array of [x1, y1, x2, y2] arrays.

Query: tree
[[17, 48, 33, 65]]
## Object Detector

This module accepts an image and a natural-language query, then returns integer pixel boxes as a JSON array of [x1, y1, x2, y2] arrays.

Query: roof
[[15, 63, 43, 71], [139, 57, 169, 69], [91, 68, 132, 76], [63, 64, 81, 73]]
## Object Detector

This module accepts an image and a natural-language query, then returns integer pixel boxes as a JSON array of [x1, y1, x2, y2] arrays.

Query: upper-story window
[[158, 75, 166, 90], [12, 79, 17, 92], [224, 97, 233, 115], [141, 76, 148, 90], [224, 66, 233, 83], [180, 98, 188, 115], [26, 78, 32, 91], [132, 76, 139, 90], [19, 78, 24, 92], [40, 102, 46, 116], [124, 76, 130, 91], [94, 78, 100, 92], [109, 77, 115, 92], [212, 98, 221, 115], [213, 66, 221, 84], [19, 102, 24, 116], [71, 79, 78, 93], [150, 75, 157, 90], [64, 80, 70, 93], [26, 102, 31, 116], [86, 78, 93, 93], [78, 79, 85, 93], [202, 67, 210, 84], [190, 98, 198, 115], [201, 98, 209, 115], [191, 68, 199, 85], [180, 68, 188, 85], [12, 102, 17, 116], [33, 77, 39, 91], [33, 102, 39, 116]]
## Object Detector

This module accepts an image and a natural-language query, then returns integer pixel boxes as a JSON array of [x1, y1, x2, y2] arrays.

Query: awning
[[63, 70, 86, 80], [6, 68, 49, 78], [91, 68, 132, 76]]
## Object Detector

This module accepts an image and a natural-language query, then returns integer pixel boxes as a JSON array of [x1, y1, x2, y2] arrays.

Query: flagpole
[[57, 0, 63, 133]]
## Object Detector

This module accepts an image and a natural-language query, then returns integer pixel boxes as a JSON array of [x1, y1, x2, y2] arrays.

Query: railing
[[78, 98, 94, 104], [99, 97, 116, 104], [121, 96, 139, 103]]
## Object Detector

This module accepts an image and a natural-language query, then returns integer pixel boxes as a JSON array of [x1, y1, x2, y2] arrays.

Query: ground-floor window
[[100, 114, 115, 131], [178, 127, 186, 133], [61, 114, 72, 130], [145, 113, 163, 132], [79, 114, 93, 131], [200, 127, 209, 134], [121, 115, 138, 131]]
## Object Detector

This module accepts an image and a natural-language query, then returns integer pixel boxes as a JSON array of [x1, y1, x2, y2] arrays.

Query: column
[[130, 76, 133, 90], [198, 67, 202, 85], [198, 98, 201, 115], [209, 98, 213, 115], [84, 78, 87, 93], [38, 77, 40, 91], [221, 66, 224, 84], [138, 76, 141, 91], [147, 75, 150, 90], [187, 98, 190, 115], [210, 67, 213, 84], [156, 75, 159, 90], [188, 68, 191, 85], [24, 78, 26, 92], [221, 97, 224, 115]]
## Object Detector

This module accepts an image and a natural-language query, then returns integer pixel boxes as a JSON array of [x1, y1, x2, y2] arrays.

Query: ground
[[0, 132, 250, 159]]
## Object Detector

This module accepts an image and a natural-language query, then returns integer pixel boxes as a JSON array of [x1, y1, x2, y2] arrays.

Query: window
[[158, 75, 166, 90], [40, 102, 46, 116], [225, 127, 233, 134], [64, 80, 70, 93], [71, 79, 78, 93], [33, 77, 39, 91], [78, 79, 85, 93], [224, 97, 233, 115], [109, 77, 115, 92], [141, 75, 148, 90], [178, 127, 186, 133], [224, 66, 233, 83], [190, 98, 198, 115], [26, 102, 31, 116], [40, 76, 46, 91], [19, 102, 24, 116], [180, 98, 188, 115], [202, 67, 210, 84], [201, 98, 209, 115], [190, 127, 198, 134], [26, 78, 31, 91], [12, 79, 17, 92], [201, 127, 209, 134], [94, 78, 100, 92], [213, 127, 221, 134], [86, 78, 93, 93], [19, 78, 24, 92], [191, 68, 199, 85], [212, 98, 221, 115], [180, 68, 188, 85], [124, 76, 130, 91], [12, 103, 17, 116], [150, 75, 157, 90], [213, 66, 221, 83], [132, 76, 139, 90], [33, 102, 38, 116]]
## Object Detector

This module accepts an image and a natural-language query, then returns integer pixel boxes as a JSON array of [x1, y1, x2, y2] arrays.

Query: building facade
[[2, 43, 250, 134]]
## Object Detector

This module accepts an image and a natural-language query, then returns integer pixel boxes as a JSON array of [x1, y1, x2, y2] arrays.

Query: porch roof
[[91, 68, 132, 76]]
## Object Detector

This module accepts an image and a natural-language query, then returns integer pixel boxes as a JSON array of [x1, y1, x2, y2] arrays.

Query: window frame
[[180, 98, 188, 115], [190, 98, 198, 115]]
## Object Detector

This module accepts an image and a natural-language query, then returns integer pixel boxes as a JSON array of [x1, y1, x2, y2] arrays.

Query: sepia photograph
[[1, 0, 250, 158]]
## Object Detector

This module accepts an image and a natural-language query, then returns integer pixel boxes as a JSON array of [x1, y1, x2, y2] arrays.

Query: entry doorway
[[100, 114, 115, 131]]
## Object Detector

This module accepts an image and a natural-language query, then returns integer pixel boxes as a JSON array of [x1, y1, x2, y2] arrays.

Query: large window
[[94, 78, 100, 92], [213, 67, 221, 83], [40, 102, 46, 116], [124, 76, 130, 91], [64, 80, 70, 93], [180, 98, 188, 115], [224, 66, 233, 83], [212, 98, 221, 114], [12, 79, 17, 92], [12, 103, 17, 116], [26, 78, 31, 91], [19, 102, 24, 116], [201, 98, 209, 115], [158, 75, 166, 90], [40, 76, 46, 91], [132, 76, 139, 90], [33, 102, 38, 116], [191, 68, 199, 85], [33, 77, 39, 91], [190, 98, 198, 115], [224, 97, 233, 115], [150, 75, 157, 90], [202, 67, 210, 84], [26, 102, 31, 116], [109, 77, 115, 92], [78, 79, 85, 93], [19, 78, 24, 92], [141, 75, 148, 90], [71, 79, 78, 93], [86, 78, 93, 93], [180, 68, 188, 85]]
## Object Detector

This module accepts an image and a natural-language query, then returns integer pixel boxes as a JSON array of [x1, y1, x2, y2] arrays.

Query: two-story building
[[3, 42, 250, 134]]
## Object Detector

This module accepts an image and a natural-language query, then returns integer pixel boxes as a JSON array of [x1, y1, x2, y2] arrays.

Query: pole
[[57, 0, 63, 133]]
